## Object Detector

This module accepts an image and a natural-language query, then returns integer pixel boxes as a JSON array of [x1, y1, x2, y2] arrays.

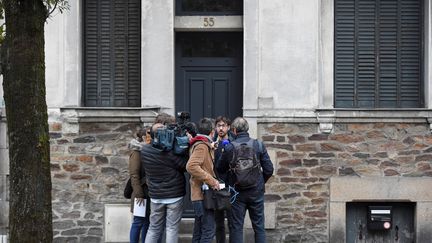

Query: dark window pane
[[176, 0, 243, 15], [178, 32, 242, 57]]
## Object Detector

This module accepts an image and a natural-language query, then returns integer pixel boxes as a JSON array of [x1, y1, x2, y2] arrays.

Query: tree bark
[[2, 1, 53, 242]]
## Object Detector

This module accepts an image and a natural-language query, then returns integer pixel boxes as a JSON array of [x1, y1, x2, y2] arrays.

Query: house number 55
[[203, 17, 215, 27]]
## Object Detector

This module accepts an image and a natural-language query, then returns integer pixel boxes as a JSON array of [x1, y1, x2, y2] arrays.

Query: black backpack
[[230, 139, 262, 190]]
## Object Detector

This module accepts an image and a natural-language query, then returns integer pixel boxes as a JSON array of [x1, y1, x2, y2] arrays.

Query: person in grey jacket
[[218, 117, 274, 243]]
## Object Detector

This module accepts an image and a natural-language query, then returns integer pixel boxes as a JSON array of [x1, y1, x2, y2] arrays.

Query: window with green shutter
[[83, 0, 141, 107], [334, 0, 423, 108]]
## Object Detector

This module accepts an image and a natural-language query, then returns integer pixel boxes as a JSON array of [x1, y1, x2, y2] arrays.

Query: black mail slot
[[367, 206, 392, 230]]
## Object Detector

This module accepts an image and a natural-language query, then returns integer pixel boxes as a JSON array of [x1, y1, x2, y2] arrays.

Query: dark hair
[[197, 118, 215, 135], [135, 127, 149, 142], [154, 112, 176, 125], [184, 122, 198, 137], [215, 116, 231, 126]]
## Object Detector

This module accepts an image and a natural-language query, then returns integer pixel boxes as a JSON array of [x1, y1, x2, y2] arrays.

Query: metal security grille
[[83, 0, 141, 107], [334, 0, 423, 108]]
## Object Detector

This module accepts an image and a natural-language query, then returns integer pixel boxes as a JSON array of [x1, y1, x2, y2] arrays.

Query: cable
[[229, 185, 239, 204]]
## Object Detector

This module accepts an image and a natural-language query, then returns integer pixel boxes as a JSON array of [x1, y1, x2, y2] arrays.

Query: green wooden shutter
[[83, 0, 100, 107], [335, 0, 356, 107], [378, 0, 398, 107], [399, 0, 422, 107], [113, 0, 127, 107], [356, 0, 376, 107], [126, 0, 141, 107], [84, 0, 141, 107], [335, 0, 423, 108]]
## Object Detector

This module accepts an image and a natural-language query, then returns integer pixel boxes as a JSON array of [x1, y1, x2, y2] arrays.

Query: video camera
[[152, 111, 191, 155], [176, 111, 190, 125], [177, 111, 199, 138]]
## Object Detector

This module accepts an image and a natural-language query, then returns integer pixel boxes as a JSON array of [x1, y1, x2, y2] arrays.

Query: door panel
[[189, 76, 206, 120], [181, 69, 237, 122], [213, 78, 229, 117]]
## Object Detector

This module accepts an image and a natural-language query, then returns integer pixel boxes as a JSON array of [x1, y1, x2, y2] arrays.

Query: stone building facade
[[1, 0, 432, 242]]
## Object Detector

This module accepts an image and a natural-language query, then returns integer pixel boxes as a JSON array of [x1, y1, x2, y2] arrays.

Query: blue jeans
[[130, 215, 150, 243], [192, 200, 216, 243], [145, 198, 184, 243], [229, 190, 265, 243], [215, 208, 232, 243]]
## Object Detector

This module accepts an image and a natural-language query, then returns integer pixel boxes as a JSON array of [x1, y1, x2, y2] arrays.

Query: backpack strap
[[257, 140, 263, 154], [228, 141, 240, 169]]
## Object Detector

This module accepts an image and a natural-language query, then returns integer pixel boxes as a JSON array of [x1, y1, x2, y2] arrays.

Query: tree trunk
[[2, 1, 53, 242]]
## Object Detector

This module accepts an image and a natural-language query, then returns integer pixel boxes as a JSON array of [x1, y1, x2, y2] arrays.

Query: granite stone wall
[[49, 122, 140, 243], [47, 121, 432, 242], [260, 122, 432, 242]]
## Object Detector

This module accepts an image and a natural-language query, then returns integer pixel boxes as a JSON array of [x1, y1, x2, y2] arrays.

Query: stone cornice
[[60, 107, 161, 124], [244, 108, 432, 133]]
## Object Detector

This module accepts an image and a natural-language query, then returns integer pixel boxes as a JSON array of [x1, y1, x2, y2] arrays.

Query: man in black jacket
[[213, 116, 235, 243], [141, 123, 188, 243], [219, 117, 274, 243]]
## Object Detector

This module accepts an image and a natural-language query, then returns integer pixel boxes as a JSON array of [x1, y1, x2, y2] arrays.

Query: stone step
[[178, 218, 195, 234], [178, 234, 218, 243], [179, 217, 230, 234], [178, 218, 227, 243], [178, 234, 193, 243]]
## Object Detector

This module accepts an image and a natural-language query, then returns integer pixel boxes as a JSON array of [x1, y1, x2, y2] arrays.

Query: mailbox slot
[[367, 206, 392, 230]]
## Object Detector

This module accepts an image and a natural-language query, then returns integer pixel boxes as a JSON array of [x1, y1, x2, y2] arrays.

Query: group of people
[[128, 113, 274, 243]]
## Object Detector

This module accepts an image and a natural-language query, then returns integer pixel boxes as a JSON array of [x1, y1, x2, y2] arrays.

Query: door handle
[[395, 225, 399, 241]]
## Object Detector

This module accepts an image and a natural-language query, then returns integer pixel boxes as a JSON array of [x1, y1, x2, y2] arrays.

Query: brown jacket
[[186, 140, 219, 201], [129, 150, 144, 213]]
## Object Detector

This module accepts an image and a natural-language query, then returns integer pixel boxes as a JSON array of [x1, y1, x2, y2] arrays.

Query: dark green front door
[[175, 32, 243, 217], [175, 32, 243, 123]]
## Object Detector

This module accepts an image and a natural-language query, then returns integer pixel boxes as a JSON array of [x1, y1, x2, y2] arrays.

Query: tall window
[[334, 0, 423, 108], [83, 0, 141, 107]]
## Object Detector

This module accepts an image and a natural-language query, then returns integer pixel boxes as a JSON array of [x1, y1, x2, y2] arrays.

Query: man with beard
[[213, 116, 235, 243]]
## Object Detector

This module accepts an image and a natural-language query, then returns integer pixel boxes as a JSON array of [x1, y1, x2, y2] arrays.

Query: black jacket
[[218, 132, 274, 192], [214, 131, 236, 183], [141, 144, 188, 199]]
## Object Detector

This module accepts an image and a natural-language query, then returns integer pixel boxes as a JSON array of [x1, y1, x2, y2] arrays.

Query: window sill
[[60, 107, 161, 124], [317, 108, 432, 133], [316, 108, 432, 122], [245, 108, 432, 133]]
